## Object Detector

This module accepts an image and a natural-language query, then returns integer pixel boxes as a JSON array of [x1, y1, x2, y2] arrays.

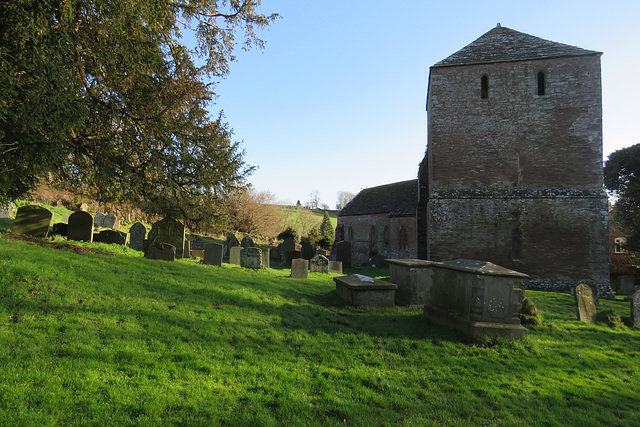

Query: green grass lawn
[[0, 232, 638, 426]]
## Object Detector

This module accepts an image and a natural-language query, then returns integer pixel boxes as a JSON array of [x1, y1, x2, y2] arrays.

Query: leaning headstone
[[128, 222, 147, 251], [94, 213, 106, 228], [241, 247, 263, 269], [51, 223, 68, 237], [229, 246, 243, 265], [145, 243, 176, 262], [291, 258, 309, 279], [241, 236, 254, 248], [203, 243, 223, 266], [310, 254, 329, 273], [225, 233, 240, 257], [301, 241, 316, 260], [261, 247, 271, 269], [102, 214, 117, 229], [67, 211, 94, 242], [334, 240, 352, 269], [98, 230, 127, 245], [147, 217, 186, 258], [631, 291, 640, 327], [328, 261, 343, 275], [575, 283, 597, 322], [12, 205, 53, 237]]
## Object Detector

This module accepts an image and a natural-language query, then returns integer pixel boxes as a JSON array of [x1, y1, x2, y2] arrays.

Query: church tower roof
[[433, 25, 601, 67]]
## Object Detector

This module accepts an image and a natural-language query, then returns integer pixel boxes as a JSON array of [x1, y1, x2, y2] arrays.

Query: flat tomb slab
[[333, 274, 397, 308]]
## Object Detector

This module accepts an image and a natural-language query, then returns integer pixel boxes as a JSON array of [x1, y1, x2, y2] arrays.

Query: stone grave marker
[[310, 254, 329, 273], [334, 240, 352, 269], [261, 247, 271, 269], [94, 213, 106, 228], [241, 236, 254, 248], [241, 247, 263, 269], [98, 230, 127, 245], [291, 258, 309, 279], [191, 238, 205, 251], [617, 276, 636, 296], [328, 261, 343, 275], [203, 243, 223, 266], [229, 246, 243, 265], [13, 205, 53, 237], [103, 214, 118, 229], [301, 241, 316, 260], [52, 223, 68, 237], [281, 237, 296, 254], [0, 205, 10, 219], [183, 239, 191, 259], [145, 243, 176, 262], [631, 290, 640, 327], [67, 211, 94, 242], [128, 222, 146, 251], [147, 217, 185, 258], [285, 250, 300, 269], [226, 233, 240, 257], [574, 283, 596, 322]]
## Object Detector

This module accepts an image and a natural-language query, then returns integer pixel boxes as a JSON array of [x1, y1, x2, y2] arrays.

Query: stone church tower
[[418, 25, 613, 298]]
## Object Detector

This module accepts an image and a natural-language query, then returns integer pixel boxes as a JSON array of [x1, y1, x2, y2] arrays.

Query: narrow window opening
[[481, 75, 489, 99], [370, 225, 377, 255], [383, 226, 390, 247], [537, 72, 545, 96], [511, 229, 522, 261], [348, 227, 354, 243], [399, 226, 409, 251]]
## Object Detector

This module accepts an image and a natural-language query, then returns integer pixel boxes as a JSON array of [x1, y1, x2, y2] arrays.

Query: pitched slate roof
[[338, 179, 418, 217], [434, 25, 601, 68]]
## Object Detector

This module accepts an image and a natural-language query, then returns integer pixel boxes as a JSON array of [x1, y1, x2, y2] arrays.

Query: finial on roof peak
[[497, 23, 501, 27]]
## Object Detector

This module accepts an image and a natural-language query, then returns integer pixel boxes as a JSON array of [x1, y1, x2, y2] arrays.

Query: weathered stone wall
[[420, 53, 613, 297], [338, 213, 417, 261]]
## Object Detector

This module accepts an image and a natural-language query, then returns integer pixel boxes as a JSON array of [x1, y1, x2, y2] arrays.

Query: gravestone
[[94, 213, 106, 228], [617, 276, 636, 296], [229, 246, 243, 265], [328, 261, 343, 274], [51, 223, 68, 237], [281, 237, 296, 254], [301, 241, 316, 260], [203, 243, 223, 266], [334, 274, 397, 308], [370, 254, 388, 268], [631, 290, 640, 327], [98, 230, 127, 245], [226, 233, 240, 257], [334, 240, 352, 269], [191, 238, 205, 251], [241, 247, 263, 269], [183, 239, 191, 259], [145, 243, 176, 262], [261, 247, 271, 269], [13, 205, 53, 237], [310, 254, 329, 273], [103, 214, 118, 229], [285, 250, 300, 269], [67, 211, 94, 242], [291, 258, 309, 279], [148, 217, 185, 258], [241, 236, 254, 248], [574, 283, 596, 322], [128, 222, 147, 251], [0, 205, 10, 219]]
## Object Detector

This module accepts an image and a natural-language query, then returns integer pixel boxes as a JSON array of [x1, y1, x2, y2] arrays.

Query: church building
[[417, 25, 613, 298]]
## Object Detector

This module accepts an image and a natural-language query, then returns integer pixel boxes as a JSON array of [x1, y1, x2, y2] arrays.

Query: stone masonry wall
[[338, 213, 417, 262]]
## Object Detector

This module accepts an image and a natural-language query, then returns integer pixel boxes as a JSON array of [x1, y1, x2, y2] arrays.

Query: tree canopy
[[0, 0, 278, 229], [604, 143, 640, 251]]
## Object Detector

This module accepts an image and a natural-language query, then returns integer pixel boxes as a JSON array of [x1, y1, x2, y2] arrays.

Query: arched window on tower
[[537, 71, 546, 96], [399, 226, 409, 251], [383, 226, 390, 247], [481, 75, 489, 99]]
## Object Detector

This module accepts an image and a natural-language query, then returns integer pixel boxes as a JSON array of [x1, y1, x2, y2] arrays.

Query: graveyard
[[0, 205, 639, 425]]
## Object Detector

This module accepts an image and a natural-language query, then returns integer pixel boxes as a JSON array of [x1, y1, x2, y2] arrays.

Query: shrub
[[277, 226, 298, 242], [596, 309, 624, 328], [519, 297, 543, 326]]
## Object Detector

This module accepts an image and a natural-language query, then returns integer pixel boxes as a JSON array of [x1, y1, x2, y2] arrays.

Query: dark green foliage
[[317, 237, 333, 250], [277, 226, 297, 242], [0, 0, 278, 232], [304, 227, 320, 244], [604, 143, 640, 251], [319, 210, 335, 244], [596, 309, 624, 328]]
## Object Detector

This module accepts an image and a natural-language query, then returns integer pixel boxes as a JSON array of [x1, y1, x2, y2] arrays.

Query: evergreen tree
[[0, 0, 278, 230], [319, 210, 334, 242]]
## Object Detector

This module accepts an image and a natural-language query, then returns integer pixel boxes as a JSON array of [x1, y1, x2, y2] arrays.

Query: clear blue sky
[[209, 0, 640, 208]]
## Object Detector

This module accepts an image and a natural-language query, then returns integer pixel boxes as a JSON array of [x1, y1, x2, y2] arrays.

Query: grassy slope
[[0, 234, 638, 426]]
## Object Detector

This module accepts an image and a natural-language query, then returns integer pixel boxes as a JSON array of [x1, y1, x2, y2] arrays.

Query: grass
[[0, 232, 639, 426]]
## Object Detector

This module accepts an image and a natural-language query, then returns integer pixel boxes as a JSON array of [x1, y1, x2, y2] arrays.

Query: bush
[[277, 226, 297, 242], [596, 309, 624, 328], [317, 236, 334, 250], [519, 297, 543, 326]]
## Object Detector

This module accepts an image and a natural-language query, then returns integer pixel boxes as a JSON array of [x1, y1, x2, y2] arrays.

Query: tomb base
[[333, 274, 397, 308]]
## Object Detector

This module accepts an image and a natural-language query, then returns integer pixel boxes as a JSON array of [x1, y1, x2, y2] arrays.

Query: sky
[[207, 0, 640, 208]]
